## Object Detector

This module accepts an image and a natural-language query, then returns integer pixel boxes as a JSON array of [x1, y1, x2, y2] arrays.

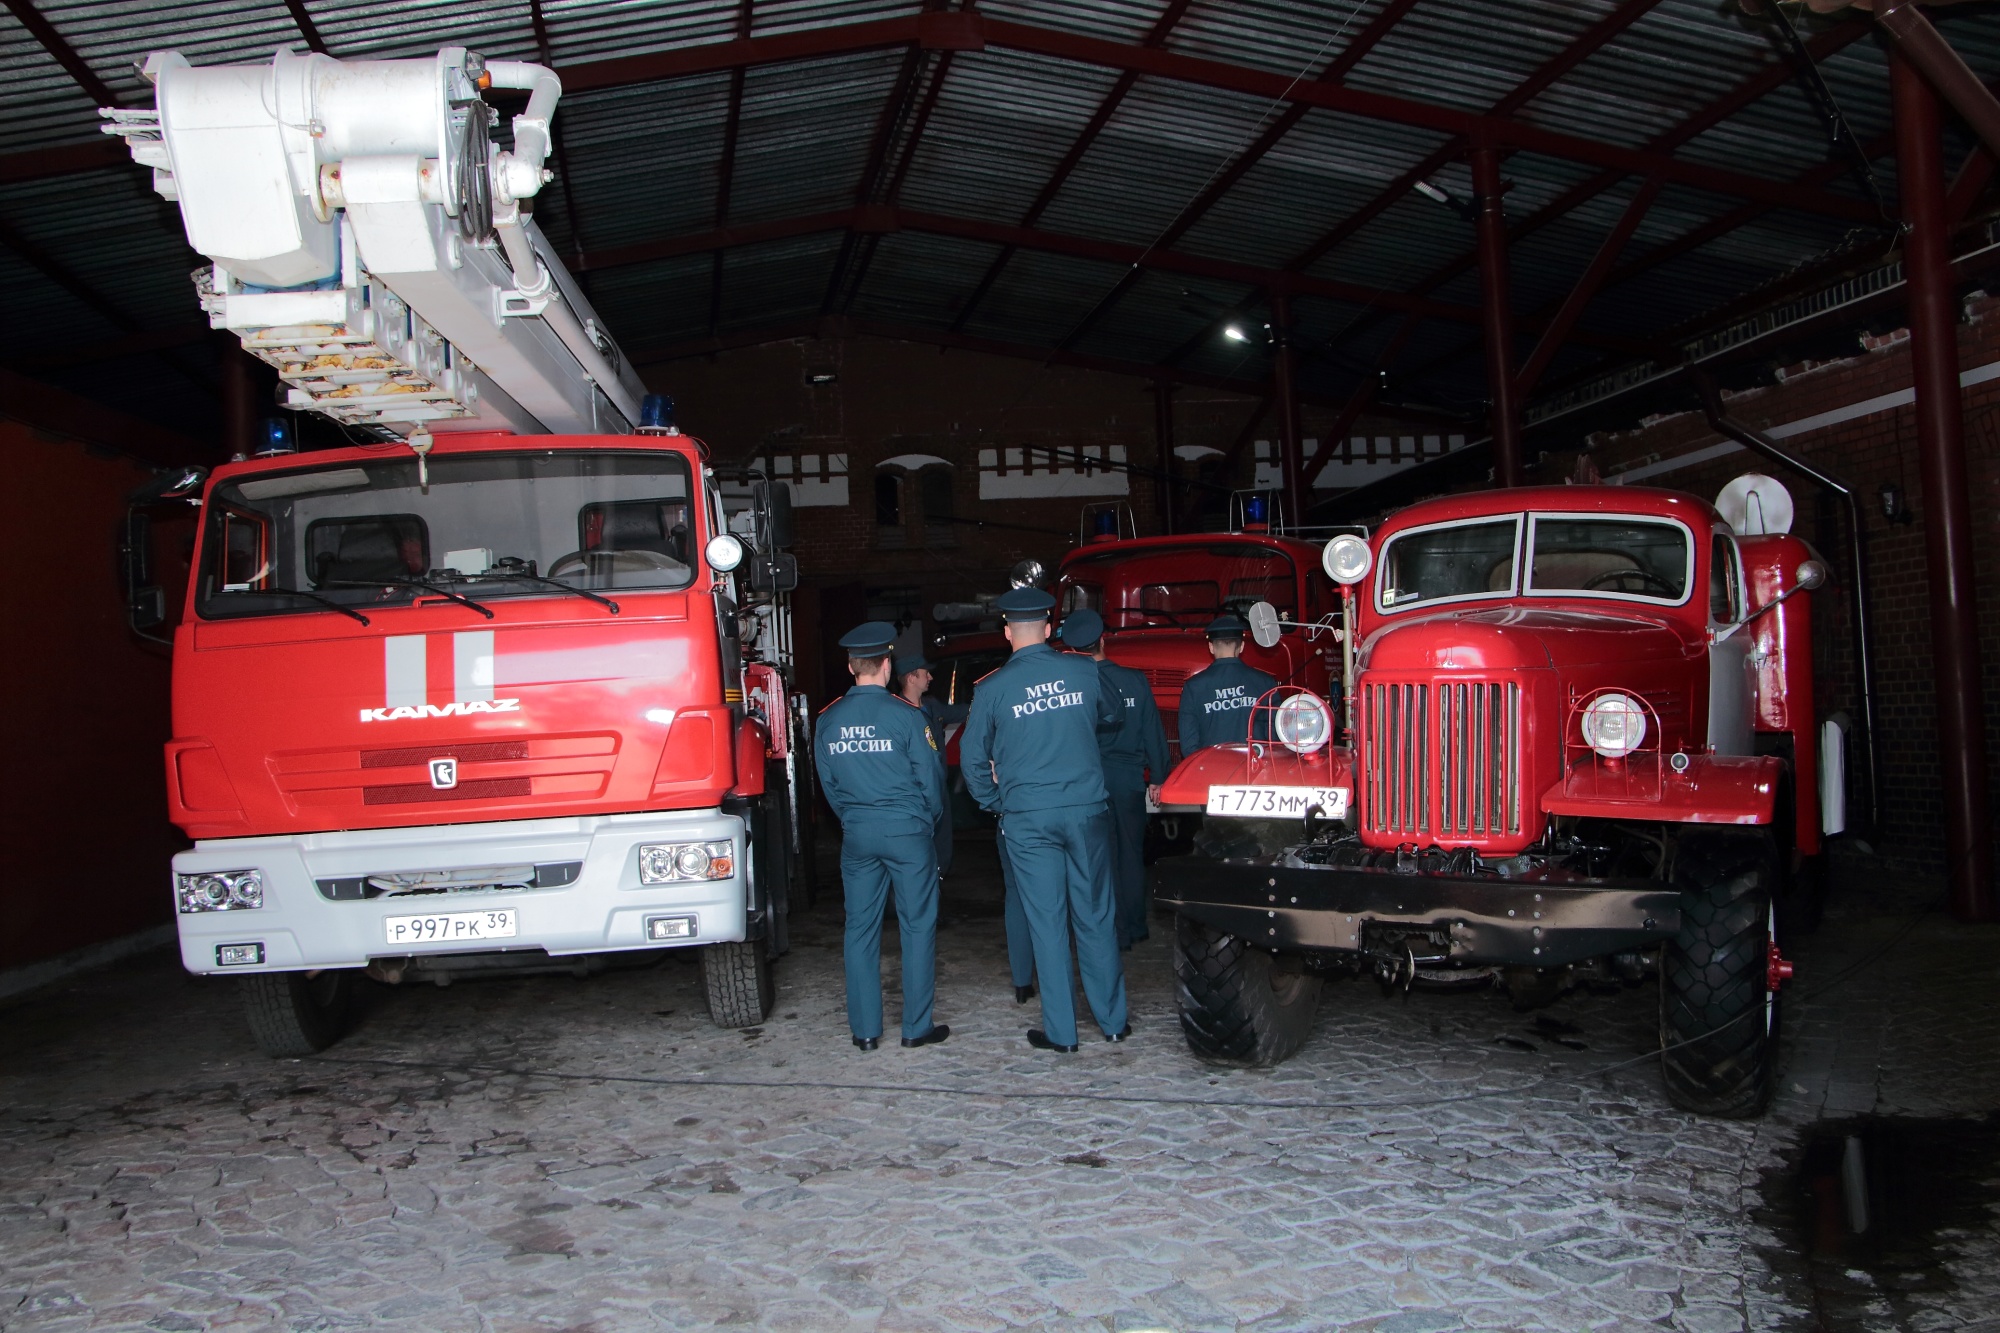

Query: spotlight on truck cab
[[1322, 533, 1372, 585]]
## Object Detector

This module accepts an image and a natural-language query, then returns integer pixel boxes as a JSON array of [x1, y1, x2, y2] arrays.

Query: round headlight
[[705, 534, 744, 572], [1581, 693, 1648, 759], [1323, 534, 1372, 586], [674, 845, 712, 878], [1273, 693, 1333, 755], [197, 876, 230, 907]]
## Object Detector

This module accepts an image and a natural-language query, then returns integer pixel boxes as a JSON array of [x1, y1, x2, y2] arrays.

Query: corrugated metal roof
[[3, 0, 1995, 436]]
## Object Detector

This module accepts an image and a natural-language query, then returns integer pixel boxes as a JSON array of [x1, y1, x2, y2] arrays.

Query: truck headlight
[[1273, 694, 1333, 755], [176, 869, 263, 912], [637, 841, 736, 884], [1581, 693, 1648, 759]]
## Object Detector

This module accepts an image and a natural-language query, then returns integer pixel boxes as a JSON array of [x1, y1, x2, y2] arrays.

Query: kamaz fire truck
[[107, 46, 807, 1056], [1155, 482, 1829, 1117]]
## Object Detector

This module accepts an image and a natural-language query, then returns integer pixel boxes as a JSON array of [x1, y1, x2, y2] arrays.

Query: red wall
[[0, 420, 180, 968]]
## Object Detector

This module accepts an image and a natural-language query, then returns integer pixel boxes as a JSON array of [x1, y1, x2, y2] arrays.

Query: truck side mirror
[[765, 481, 794, 549], [120, 509, 167, 634], [1247, 600, 1282, 649], [130, 585, 167, 631]]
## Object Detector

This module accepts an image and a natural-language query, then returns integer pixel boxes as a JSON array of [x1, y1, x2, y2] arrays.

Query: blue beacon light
[[254, 417, 297, 457], [639, 393, 677, 432]]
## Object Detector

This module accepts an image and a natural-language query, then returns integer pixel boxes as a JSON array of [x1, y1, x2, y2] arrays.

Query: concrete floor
[[2, 835, 1996, 1333]]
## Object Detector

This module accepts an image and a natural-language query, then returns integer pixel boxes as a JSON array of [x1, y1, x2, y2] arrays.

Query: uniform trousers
[[933, 810, 954, 878], [997, 822, 1035, 990], [839, 819, 939, 1042], [999, 803, 1128, 1046], [1103, 769, 1150, 949]]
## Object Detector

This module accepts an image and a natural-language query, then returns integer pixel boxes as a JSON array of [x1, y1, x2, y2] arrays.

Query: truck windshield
[[1526, 515, 1691, 604], [1059, 543, 1297, 628], [1377, 518, 1520, 611], [196, 450, 697, 621]]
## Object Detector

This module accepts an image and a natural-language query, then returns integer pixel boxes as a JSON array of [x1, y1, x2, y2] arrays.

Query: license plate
[[384, 908, 519, 945], [1206, 785, 1350, 819]]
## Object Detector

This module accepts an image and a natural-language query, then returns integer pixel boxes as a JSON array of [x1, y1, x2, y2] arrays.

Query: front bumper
[[172, 809, 747, 975], [1154, 853, 1680, 967]]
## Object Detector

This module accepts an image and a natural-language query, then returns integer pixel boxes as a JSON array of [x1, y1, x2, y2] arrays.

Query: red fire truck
[[1049, 498, 1343, 763], [1155, 482, 1828, 1117], [109, 45, 807, 1056]]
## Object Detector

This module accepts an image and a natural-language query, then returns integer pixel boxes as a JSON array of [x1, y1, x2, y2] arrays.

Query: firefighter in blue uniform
[[902, 653, 1036, 1003], [816, 622, 950, 1051], [894, 652, 964, 878], [1058, 608, 1169, 950], [1176, 613, 1280, 754], [960, 587, 1129, 1051]]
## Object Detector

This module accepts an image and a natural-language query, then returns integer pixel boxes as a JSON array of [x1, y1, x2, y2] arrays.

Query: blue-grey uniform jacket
[[960, 643, 1120, 814], [1177, 657, 1279, 754], [816, 685, 946, 833], [1085, 655, 1169, 787]]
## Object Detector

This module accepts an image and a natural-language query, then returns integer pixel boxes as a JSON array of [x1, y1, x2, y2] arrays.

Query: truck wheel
[[241, 970, 354, 1057], [754, 786, 791, 960], [1660, 831, 1780, 1118], [701, 940, 774, 1028], [1174, 913, 1322, 1065]]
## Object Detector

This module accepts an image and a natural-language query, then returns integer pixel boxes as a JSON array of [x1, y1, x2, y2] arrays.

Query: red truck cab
[[1155, 482, 1828, 1118], [141, 430, 801, 1055]]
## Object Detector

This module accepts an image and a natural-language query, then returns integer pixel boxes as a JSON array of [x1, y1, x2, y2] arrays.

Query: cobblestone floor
[[2, 836, 1996, 1332]]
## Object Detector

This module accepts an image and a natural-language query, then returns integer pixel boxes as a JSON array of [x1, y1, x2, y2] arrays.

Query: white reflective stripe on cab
[[384, 635, 426, 707], [454, 630, 495, 703]]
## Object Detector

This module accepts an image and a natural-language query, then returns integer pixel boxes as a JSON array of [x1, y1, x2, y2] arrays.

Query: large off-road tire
[[1660, 830, 1781, 1118], [241, 970, 355, 1057], [753, 784, 791, 960], [702, 940, 774, 1028], [1174, 913, 1323, 1065]]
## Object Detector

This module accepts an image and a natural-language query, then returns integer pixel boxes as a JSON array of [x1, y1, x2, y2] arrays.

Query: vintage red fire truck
[[109, 45, 808, 1056], [1049, 499, 1343, 762], [1155, 482, 1828, 1117]]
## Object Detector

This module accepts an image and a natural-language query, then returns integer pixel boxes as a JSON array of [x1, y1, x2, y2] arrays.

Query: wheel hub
[[1767, 941, 1796, 992]]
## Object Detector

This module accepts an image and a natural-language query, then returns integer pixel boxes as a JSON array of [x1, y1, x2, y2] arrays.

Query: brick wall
[[652, 335, 1414, 703], [1537, 295, 2000, 874]]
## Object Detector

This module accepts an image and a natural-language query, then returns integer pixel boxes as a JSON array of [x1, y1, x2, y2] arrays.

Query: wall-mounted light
[[807, 372, 838, 385], [1879, 480, 1914, 525]]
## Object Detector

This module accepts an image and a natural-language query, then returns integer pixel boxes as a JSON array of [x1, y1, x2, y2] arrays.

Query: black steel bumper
[[1153, 854, 1681, 968]]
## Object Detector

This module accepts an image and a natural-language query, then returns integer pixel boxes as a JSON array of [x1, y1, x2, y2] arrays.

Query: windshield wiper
[[467, 570, 619, 615], [321, 576, 495, 619], [231, 584, 371, 626]]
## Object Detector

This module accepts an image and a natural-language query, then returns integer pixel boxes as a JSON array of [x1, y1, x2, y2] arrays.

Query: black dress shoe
[[1014, 984, 1036, 1004], [1026, 1028, 1079, 1053], [900, 1025, 950, 1049], [1104, 1024, 1131, 1043], [852, 1036, 879, 1051]]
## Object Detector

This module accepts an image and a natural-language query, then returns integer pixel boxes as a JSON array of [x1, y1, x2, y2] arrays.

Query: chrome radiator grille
[[1362, 681, 1522, 841]]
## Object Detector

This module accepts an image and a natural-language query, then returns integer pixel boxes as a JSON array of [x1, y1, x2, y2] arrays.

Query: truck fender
[[734, 716, 770, 797], [1158, 742, 1354, 810], [1540, 752, 1783, 825]]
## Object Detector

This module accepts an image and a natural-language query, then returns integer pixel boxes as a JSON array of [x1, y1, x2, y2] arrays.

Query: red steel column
[[218, 336, 260, 460], [1470, 141, 1522, 487], [1894, 52, 1995, 922], [1152, 377, 1177, 535], [1270, 292, 1305, 528]]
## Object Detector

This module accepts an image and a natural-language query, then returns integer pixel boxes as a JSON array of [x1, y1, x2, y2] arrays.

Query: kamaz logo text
[[359, 699, 521, 722]]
